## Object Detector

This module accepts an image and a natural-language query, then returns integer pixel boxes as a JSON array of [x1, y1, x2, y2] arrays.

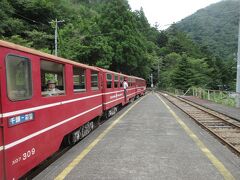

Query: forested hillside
[[0, 0, 237, 91], [174, 0, 239, 61]]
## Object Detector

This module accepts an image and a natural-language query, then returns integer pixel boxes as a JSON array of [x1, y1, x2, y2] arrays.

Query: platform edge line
[[156, 93, 235, 180], [54, 95, 147, 180]]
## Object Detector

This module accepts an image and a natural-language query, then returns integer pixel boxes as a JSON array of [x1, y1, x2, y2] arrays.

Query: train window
[[131, 78, 135, 86], [114, 74, 118, 88], [91, 71, 99, 90], [120, 76, 124, 87], [128, 78, 132, 87], [106, 73, 112, 89], [6, 55, 32, 101], [73, 66, 86, 93], [40, 60, 65, 97]]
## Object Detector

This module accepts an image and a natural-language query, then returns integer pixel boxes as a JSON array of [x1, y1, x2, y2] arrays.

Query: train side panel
[[0, 41, 146, 179], [101, 71, 126, 111], [0, 47, 102, 179], [136, 79, 146, 96], [3, 98, 102, 179], [0, 47, 5, 180], [0, 127, 4, 180]]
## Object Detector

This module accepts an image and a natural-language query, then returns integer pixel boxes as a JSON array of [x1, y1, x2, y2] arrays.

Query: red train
[[0, 40, 146, 179]]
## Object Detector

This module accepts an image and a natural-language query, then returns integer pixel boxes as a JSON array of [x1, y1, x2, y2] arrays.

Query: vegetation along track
[[157, 91, 240, 156]]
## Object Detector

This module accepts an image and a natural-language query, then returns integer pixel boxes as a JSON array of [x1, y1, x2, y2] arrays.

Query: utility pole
[[237, 13, 240, 107], [50, 19, 64, 56], [157, 57, 162, 84], [158, 59, 160, 81], [150, 74, 153, 88]]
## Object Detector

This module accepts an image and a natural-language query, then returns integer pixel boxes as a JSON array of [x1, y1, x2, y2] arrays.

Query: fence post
[[208, 90, 210, 100]]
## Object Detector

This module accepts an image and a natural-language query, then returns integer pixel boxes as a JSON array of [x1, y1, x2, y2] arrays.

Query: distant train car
[[98, 68, 146, 117], [134, 76, 146, 97], [98, 68, 127, 117], [0, 40, 146, 180]]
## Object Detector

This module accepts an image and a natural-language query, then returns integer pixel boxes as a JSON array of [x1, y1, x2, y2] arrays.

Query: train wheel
[[66, 129, 81, 146]]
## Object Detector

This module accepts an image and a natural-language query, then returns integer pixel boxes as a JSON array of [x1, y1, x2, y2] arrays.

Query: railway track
[[158, 91, 240, 156]]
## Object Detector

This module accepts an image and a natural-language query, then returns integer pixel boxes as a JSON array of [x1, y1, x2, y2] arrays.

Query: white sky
[[128, 0, 222, 29]]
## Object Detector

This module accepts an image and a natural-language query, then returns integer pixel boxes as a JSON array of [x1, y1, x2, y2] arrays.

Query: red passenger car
[[99, 68, 146, 118], [134, 76, 146, 97], [0, 40, 146, 180]]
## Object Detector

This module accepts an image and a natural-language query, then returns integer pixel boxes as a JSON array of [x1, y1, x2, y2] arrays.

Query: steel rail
[[158, 92, 240, 156]]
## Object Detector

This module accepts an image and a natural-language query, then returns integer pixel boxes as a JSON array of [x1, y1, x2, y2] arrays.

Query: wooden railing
[[161, 87, 240, 108]]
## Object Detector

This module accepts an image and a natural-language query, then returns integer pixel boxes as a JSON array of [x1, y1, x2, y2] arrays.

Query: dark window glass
[[120, 76, 124, 87], [91, 71, 99, 90], [114, 74, 118, 88], [106, 73, 112, 89], [128, 78, 132, 87], [6, 55, 32, 101], [73, 66, 86, 92]]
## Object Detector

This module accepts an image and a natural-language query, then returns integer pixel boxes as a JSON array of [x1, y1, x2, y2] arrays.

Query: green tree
[[97, 0, 153, 77], [172, 54, 193, 90]]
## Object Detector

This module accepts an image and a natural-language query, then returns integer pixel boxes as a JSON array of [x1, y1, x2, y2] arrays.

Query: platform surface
[[34, 93, 240, 180]]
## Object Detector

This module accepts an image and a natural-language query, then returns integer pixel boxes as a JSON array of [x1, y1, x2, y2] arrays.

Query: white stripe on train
[[4, 104, 103, 150], [2, 93, 102, 118], [0, 88, 146, 151], [103, 92, 137, 105], [0, 87, 145, 118]]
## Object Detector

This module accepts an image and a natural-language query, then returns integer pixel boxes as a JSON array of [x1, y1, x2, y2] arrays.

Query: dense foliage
[[175, 0, 239, 61], [0, 0, 237, 91]]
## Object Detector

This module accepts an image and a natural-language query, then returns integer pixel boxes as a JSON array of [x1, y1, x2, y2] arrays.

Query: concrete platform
[[34, 93, 240, 180]]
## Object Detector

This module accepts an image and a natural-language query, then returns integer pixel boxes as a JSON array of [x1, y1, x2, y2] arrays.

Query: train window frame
[[106, 73, 112, 89], [40, 60, 65, 97], [73, 66, 86, 93], [120, 76, 124, 88], [132, 78, 136, 86], [5, 54, 33, 102], [128, 78, 132, 87], [91, 71, 99, 91], [114, 74, 118, 88]]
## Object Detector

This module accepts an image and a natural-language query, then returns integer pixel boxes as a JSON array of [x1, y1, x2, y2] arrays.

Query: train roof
[[97, 68, 145, 80], [0, 40, 145, 81], [130, 75, 145, 81], [0, 40, 99, 71], [96, 67, 130, 77]]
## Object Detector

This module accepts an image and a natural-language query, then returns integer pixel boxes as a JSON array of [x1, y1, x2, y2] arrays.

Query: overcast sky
[[128, 0, 222, 29]]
